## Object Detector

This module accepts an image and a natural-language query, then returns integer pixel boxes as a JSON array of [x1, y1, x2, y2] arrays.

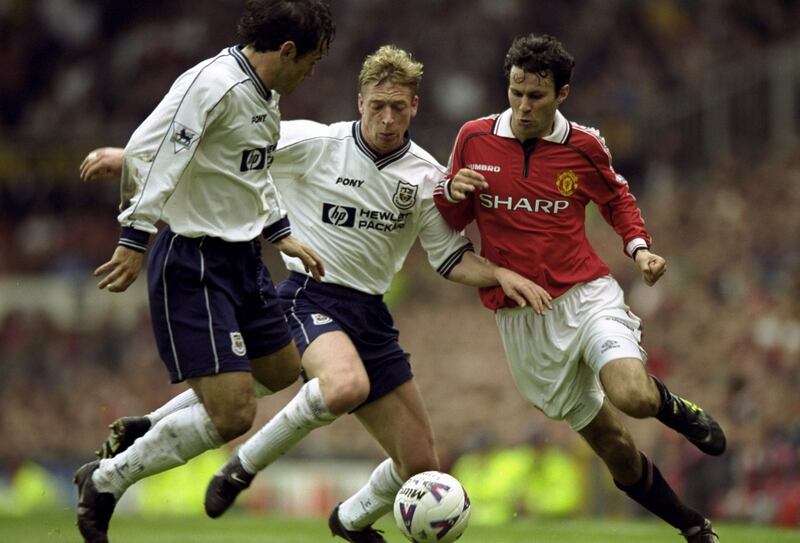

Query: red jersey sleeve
[[433, 124, 475, 232], [574, 125, 651, 255]]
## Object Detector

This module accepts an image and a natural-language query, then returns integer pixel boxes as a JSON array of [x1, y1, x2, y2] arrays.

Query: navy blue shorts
[[277, 272, 412, 409], [147, 228, 293, 383]]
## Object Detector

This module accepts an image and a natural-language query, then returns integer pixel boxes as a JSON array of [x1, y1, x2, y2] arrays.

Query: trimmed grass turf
[[3, 512, 798, 542]]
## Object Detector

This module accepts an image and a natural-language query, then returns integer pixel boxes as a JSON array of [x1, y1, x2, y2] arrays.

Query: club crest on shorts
[[170, 121, 198, 153], [556, 170, 579, 196], [230, 332, 247, 356], [392, 181, 418, 210], [311, 313, 333, 325]]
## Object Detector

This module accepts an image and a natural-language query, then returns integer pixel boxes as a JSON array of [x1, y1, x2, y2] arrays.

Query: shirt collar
[[229, 45, 272, 101], [352, 121, 411, 170], [494, 108, 570, 144]]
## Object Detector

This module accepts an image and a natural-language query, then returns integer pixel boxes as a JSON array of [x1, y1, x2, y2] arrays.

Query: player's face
[[358, 81, 418, 155], [274, 42, 325, 96], [507, 66, 568, 141]]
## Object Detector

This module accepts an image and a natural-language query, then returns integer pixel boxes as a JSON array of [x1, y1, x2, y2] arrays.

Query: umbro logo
[[467, 163, 501, 173], [599, 339, 620, 353]]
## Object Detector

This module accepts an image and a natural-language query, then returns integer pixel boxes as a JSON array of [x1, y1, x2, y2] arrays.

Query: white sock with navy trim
[[338, 458, 404, 530]]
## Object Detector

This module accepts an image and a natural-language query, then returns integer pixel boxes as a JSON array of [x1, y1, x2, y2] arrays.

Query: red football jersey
[[434, 109, 650, 310]]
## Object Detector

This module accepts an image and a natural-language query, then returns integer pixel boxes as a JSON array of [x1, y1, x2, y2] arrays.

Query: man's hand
[[495, 267, 553, 315], [448, 168, 488, 201], [94, 245, 145, 292], [80, 147, 124, 182], [274, 236, 325, 282], [634, 249, 667, 286]]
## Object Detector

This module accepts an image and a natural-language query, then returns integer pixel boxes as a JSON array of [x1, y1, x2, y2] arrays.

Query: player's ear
[[410, 95, 419, 118], [357, 93, 365, 115], [278, 41, 297, 62], [556, 84, 570, 105]]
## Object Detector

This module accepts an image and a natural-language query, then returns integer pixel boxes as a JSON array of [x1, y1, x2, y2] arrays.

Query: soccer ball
[[393, 471, 471, 543]]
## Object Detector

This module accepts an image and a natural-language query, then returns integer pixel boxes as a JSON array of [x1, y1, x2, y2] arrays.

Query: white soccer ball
[[393, 470, 471, 543]]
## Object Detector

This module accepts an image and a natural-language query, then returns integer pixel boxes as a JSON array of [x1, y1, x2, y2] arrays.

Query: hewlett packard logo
[[240, 144, 276, 172], [322, 203, 356, 227], [241, 148, 266, 171]]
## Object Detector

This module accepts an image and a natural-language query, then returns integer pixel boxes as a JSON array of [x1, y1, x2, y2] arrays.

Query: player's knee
[[322, 372, 370, 414], [212, 401, 256, 441]]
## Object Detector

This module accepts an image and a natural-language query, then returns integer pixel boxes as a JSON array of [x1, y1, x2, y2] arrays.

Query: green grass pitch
[[2, 512, 798, 542]]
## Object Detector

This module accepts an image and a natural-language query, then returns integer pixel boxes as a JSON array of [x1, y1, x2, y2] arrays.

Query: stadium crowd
[[1, 0, 798, 527]]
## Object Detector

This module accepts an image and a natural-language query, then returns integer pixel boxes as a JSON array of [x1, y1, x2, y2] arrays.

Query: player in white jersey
[[80, 45, 551, 543], [72, 2, 335, 542]]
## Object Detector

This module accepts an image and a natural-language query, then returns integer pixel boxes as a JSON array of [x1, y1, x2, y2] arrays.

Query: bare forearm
[[445, 251, 553, 313], [445, 251, 499, 287]]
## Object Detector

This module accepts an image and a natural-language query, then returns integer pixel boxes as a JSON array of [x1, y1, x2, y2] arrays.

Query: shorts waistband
[[164, 227, 258, 250], [287, 272, 383, 303]]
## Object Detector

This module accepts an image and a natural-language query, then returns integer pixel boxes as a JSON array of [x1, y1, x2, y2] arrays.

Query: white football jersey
[[118, 46, 285, 242], [272, 120, 473, 294]]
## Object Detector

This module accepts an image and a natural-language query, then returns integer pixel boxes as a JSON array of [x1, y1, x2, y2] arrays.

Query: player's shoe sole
[[74, 460, 116, 543], [204, 455, 254, 518], [328, 504, 387, 543], [95, 416, 151, 459], [681, 519, 720, 543], [652, 376, 726, 456]]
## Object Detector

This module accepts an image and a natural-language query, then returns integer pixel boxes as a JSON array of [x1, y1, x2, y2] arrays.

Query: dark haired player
[[434, 34, 725, 543], [73, 2, 335, 542]]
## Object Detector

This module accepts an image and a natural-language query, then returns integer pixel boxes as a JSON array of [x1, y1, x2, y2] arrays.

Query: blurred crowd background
[[2, 0, 799, 529]]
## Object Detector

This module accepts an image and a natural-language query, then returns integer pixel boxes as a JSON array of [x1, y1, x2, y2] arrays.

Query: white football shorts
[[495, 275, 647, 431]]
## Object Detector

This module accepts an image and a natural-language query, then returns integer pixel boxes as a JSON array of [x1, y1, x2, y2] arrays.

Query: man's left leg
[[95, 342, 300, 459], [579, 400, 719, 542], [75, 371, 252, 543]]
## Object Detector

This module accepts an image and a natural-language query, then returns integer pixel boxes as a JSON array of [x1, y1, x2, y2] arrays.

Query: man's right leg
[[329, 378, 439, 542], [75, 371, 253, 542], [204, 331, 368, 518], [598, 358, 726, 456], [578, 400, 719, 542]]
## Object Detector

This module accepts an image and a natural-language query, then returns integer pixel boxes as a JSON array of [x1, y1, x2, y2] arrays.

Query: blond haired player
[[80, 45, 550, 543]]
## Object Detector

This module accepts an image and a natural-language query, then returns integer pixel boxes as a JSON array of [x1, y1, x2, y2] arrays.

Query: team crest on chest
[[556, 170, 579, 196], [392, 181, 418, 210]]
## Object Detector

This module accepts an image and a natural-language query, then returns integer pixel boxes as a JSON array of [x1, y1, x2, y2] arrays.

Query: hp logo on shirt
[[240, 147, 268, 171], [322, 202, 356, 227]]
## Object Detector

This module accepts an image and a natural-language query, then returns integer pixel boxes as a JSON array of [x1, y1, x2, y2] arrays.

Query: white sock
[[338, 458, 404, 530], [93, 403, 223, 499], [145, 388, 200, 425], [238, 378, 335, 473]]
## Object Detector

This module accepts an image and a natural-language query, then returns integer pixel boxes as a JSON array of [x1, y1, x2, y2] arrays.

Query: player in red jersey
[[434, 34, 725, 543]]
